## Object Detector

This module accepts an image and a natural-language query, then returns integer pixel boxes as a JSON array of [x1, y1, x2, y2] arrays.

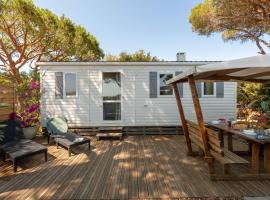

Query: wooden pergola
[[167, 54, 270, 180]]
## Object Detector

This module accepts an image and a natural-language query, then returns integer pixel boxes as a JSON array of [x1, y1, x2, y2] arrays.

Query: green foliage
[[189, 0, 270, 54], [105, 50, 160, 62], [0, 0, 104, 77], [237, 82, 270, 112]]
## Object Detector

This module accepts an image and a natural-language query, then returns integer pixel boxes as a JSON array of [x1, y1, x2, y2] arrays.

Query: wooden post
[[227, 134, 233, 151], [264, 144, 270, 173], [252, 143, 260, 173], [188, 75, 214, 174], [172, 83, 193, 155]]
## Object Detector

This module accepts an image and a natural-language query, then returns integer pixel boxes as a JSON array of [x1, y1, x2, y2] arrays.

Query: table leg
[[264, 144, 270, 173], [227, 134, 233, 151], [252, 143, 261, 173]]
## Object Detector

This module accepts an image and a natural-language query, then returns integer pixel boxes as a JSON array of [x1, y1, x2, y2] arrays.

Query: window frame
[[55, 72, 78, 99], [158, 72, 174, 97], [102, 71, 122, 122], [202, 82, 216, 97], [64, 72, 78, 98]]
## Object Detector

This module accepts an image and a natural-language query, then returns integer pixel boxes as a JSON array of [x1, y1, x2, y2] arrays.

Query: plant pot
[[22, 126, 38, 139]]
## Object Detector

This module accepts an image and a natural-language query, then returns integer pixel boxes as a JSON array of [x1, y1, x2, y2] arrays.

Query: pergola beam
[[172, 83, 193, 155], [188, 75, 214, 174]]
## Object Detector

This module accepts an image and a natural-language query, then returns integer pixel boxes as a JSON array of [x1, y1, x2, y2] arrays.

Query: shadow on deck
[[0, 135, 269, 199]]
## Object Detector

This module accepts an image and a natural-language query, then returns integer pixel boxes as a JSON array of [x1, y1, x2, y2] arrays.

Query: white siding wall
[[40, 64, 237, 127]]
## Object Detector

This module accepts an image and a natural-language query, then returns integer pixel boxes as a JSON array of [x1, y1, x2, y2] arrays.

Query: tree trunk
[[9, 66, 24, 112]]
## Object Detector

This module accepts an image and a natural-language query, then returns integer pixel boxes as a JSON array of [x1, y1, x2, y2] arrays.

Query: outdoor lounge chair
[[46, 117, 90, 156], [0, 120, 47, 172]]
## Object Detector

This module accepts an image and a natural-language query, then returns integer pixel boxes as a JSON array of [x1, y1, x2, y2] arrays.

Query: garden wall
[[0, 84, 15, 121]]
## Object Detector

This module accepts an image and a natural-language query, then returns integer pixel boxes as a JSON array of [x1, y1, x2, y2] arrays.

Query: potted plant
[[10, 103, 40, 139]]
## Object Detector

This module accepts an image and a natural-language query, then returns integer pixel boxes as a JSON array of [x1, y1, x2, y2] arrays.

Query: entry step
[[98, 127, 123, 132], [96, 132, 123, 140]]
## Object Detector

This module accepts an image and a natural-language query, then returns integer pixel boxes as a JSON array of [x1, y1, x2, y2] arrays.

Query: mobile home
[[38, 59, 237, 129]]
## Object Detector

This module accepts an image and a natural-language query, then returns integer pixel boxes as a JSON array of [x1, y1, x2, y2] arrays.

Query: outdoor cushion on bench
[[1, 139, 47, 172], [53, 133, 90, 157], [0, 120, 47, 172], [46, 117, 91, 156]]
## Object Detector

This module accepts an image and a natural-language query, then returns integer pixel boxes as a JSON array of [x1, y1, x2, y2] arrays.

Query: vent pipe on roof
[[176, 52, 186, 61]]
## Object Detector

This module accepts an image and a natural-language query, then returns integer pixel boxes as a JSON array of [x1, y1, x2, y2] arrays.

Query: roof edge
[[36, 61, 221, 67]]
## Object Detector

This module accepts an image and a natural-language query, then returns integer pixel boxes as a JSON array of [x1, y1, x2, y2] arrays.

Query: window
[[55, 72, 63, 99], [65, 73, 77, 97], [55, 72, 77, 99], [103, 102, 121, 120], [203, 82, 215, 96], [102, 72, 121, 120], [159, 74, 173, 96]]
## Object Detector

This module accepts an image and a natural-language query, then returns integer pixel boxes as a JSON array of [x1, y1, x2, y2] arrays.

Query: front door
[[102, 72, 121, 121]]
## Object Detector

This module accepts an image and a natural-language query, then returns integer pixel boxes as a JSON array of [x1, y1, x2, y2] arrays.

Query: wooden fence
[[0, 84, 15, 121]]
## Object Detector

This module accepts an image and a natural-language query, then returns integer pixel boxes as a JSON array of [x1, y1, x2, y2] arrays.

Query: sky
[[33, 0, 260, 61]]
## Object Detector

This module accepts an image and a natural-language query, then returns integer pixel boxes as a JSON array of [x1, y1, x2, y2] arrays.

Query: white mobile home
[[38, 61, 237, 128]]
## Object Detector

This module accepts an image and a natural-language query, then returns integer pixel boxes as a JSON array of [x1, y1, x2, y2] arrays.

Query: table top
[[207, 122, 270, 144]]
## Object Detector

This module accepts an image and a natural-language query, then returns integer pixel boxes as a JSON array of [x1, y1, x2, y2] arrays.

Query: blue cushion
[[46, 117, 68, 135]]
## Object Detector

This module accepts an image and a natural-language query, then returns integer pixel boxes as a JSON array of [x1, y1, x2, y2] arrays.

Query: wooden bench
[[186, 120, 249, 174]]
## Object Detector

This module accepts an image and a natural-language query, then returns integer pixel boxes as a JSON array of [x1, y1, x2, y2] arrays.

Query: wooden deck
[[0, 135, 270, 199]]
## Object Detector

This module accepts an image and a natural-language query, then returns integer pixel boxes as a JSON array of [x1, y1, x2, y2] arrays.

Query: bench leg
[[56, 142, 59, 149], [45, 150, 48, 162], [88, 142, 91, 151], [13, 159, 17, 172], [2, 152, 6, 162], [223, 164, 230, 175], [206, 157, 215, 174], [68, 148, 71, 157]]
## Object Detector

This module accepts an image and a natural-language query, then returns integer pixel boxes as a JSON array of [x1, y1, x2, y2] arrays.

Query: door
[[102, 72, 121, 121]]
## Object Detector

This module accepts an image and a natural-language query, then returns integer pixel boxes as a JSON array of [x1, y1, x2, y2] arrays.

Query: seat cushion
[[0, 120, 23, 145], [54, 133, 90, 148], [1, 139, 47, 160]]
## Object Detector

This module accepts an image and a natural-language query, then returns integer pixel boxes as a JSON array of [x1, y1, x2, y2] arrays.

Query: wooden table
[[207, 123, 270, 174]]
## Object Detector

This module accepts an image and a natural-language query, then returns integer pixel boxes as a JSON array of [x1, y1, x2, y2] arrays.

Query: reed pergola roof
[[167, 54, 270, 180], [167, 54, 270, 84]]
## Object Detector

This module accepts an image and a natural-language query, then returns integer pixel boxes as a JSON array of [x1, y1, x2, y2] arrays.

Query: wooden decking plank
[[136, 136, 149, 198], [150, 136, 182, 198], [22, 144, 87, 199], [79, 140, 113, 199], [127, 136, 139, 199], [140, 136, 158, 198], [145, 136, 171, 198], [2, 135, 270, 199], [154, 135, 193, 197], [166, 135, 212, 196], [100, 141, 123, 199], [0, 151, 68, 199], [117, 138, 131, 199], [68, 140, 109, 198], [90, 141, 120, 199], [108, 139, 126, 199], [48, 153, 89, 199], [0, 157, 69, 199]]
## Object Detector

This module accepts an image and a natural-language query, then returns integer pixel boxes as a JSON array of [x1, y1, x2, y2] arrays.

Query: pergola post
[[172, 83, 193, 155], [188, 75, 214, 174]]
